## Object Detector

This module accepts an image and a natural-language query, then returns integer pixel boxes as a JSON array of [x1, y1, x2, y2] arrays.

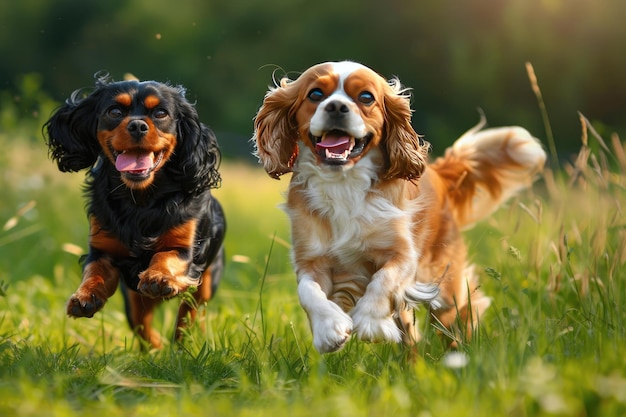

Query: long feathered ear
[[173, 96, 222, 192], [252, 77, 300, 179], [382, 78, 429, 181], [43, 88, 102, 172]]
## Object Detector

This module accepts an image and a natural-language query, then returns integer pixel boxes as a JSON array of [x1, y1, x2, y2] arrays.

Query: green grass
[[1, 123, 625, 417]]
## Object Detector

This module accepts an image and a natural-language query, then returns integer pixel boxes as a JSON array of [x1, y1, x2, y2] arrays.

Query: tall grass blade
[[526, 62, 559, 169]]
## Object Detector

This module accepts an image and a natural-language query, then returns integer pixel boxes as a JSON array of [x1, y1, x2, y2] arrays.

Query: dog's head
[[44, 75, 220, 192], [253, 61, 428, 180]]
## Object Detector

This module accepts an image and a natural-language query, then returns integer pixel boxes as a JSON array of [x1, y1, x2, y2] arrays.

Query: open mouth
[[311, 130, 370, 165], [113, 149, 165, 179]]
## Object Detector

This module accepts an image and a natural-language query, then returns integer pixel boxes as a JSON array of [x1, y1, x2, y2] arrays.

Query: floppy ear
[[43, 88, 102, 172], [382, 78, 429, 181], [173, 96, 222, 192], [252, 78, 300, 179]]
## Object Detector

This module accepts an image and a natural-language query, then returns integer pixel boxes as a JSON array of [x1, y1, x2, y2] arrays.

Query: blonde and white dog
[[253, 61, 545, 353]]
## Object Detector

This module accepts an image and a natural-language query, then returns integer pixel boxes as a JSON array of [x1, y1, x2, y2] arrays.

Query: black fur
[[43, 75, 226, 340]]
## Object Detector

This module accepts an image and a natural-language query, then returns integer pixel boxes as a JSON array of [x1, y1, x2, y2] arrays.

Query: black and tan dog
[[44, 75, 226, 348]]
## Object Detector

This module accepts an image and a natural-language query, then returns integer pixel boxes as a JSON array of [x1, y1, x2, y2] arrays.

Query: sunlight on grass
[[1, 120, 625, 416]]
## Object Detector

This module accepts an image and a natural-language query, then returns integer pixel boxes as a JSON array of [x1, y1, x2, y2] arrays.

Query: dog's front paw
[[138, 269, 188, 298], [351, 299, 402, 343], [67, 292, 105, 318], [310, 303, 353, 353]]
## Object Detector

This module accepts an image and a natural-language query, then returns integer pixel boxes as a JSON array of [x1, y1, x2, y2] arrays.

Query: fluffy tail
[[430, 116, 546, 230]]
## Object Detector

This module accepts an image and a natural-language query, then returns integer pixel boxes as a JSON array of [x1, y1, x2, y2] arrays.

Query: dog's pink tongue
[[115, 151, 154, 172], [316, 132, 351, 153]]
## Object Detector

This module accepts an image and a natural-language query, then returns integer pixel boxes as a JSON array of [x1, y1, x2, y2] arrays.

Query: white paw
[[351, 299, 402, 343], [310, 302, 353, 353]]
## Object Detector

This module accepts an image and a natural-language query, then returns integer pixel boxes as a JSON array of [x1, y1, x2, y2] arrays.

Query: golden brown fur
[[253, 61, 545, 353]]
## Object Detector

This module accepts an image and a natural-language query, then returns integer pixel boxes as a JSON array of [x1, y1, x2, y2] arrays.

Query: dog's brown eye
[[308, 88, 324, 102], [358, 91, 375, 105], [154, 108, 168, 119], [107, 107, 124, 118]]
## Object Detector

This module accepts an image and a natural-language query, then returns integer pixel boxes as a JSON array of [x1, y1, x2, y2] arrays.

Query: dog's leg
[[175, 202, 226, 341], [350, 265, 407, 343], [66, 257, 120, 318], [137, 220, 198, 298], [351, 257, 439, 344], [123, 288, 163, 348], [298, 272, 353, 354], [430, 264, 491, 347], [174, 242, 225, 339], [174, 264, 216, 341], [67, 217, 127, 318], [396, 308, 420, 344]]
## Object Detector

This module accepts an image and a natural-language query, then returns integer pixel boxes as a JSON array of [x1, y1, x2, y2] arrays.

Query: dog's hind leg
[[121, 283, 163, 349], [174, 197, 226, 341], [174, 245, 225, 341], [396, 308, 421, 345], [430, 264, 491, 347]]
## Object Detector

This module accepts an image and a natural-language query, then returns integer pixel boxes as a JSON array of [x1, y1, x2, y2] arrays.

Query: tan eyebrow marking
[[144, 95, 161, 109], [343, 71, 377, 99], [115, 93, 132, 106], [315, 73, 340, 94]]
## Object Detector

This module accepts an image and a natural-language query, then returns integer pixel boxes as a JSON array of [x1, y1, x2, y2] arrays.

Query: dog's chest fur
[[287, 147, 408, 265]]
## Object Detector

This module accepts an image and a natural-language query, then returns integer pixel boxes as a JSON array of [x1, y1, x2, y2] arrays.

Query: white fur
[[309, 61, 371, 139], [297, 276, 353, 353], [288, 146, 438, 352], [290, 145, 403, 253], [255, 61, 545, 354], [309, 95, 368, 138], [330, 61, 367, 82]]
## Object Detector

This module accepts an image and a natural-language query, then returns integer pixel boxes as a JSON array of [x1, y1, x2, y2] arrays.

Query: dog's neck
[[289, 144, 398, 218], [293, 142, 380, 185], [286, 143, 407, 259]]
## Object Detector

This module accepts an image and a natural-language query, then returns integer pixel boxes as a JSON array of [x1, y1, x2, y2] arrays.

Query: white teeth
[[323, 138, 356, 160], [325, 149, 350, 159]]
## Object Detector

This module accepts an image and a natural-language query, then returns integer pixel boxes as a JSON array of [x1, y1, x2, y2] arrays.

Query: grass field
[[0, 120, 625, 416]]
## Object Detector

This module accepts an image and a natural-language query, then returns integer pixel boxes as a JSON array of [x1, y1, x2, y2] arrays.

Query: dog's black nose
[[324, 100, 349, 118], [127, 119, 149, 139]]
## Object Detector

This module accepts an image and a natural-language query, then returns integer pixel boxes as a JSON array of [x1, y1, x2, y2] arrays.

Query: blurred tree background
[[1, 0, 624, 160]]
